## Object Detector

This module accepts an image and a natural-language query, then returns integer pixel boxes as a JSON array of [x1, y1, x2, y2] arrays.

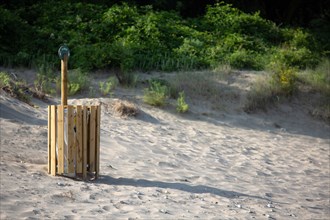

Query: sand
[[0, 69, 329, 219]]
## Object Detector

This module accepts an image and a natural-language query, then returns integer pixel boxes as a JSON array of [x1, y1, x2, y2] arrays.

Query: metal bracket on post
[[58, 45, 70, 105]]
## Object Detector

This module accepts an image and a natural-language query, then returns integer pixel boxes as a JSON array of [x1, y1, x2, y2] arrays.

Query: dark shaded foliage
[[0, 1, 327, 73]]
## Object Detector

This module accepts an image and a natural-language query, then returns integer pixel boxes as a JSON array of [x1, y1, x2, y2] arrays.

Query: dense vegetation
[[0, 1, 329, 118], [1, 1, 328, 72]]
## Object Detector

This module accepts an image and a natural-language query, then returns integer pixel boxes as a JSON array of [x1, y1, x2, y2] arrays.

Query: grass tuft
[[112, 100, 138, 117], [176, 91, 189, 113], [143, 81, 168, 107], [0, 71, 31, 103]]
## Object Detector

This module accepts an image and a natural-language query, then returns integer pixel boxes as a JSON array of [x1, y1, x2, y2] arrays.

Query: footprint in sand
[[158, 161, 178, 168], [102, 205, 111, 211]]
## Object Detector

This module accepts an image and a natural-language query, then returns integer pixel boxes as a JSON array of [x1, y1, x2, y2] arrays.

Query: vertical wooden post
[[50, 105, 57, 176], [82, 106, 88, 180], [67, 106, 75, 173], [96, 106, 101, 178], [57, 105, 65, 174], [48, 106, 51, 174], [89, 106, 96, 173], [61, 55, 68, 106], [76, 105, 83, 174]]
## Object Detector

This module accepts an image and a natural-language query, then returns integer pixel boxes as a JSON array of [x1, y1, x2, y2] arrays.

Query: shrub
[[0, 72, 11, 88], [34, 74, 54, 95], [143, 81, 168, 106], [0, 72, 31, 103], [116, 71, 138, 87], [227, 49, 264, 70], [203, 2, 283, 43], [0, 1, 325, 72], [244, 64, 298, 112], [176, 91, 189, 113], [269, 62, 298, 96], [298, 58, 330, 96], [273, 66, 297, 96], [34, 62, 56, 94], [244, 73, 281, 112], [0, 7, 34, 67], [148, 78, 178, 98], [269, 47, 319, 69], [68, 68, 90, 95], [99, 76, 118, 96]]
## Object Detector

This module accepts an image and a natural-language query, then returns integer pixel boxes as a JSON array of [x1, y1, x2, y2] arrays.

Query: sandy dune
[[0, 70, 329, 219]]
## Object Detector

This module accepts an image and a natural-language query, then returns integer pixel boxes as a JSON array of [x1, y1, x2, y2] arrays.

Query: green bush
[[34, 74, 55, 95], [204, 3, 282, 44], [0, 72, 31, 103], [273, 66, 297, 96], [116, 71, 138, 87], [148, 78, 178, 98], [0, 7, 34, 66], [0, 1, 325, 72], [143, 81, 168, 106], [244, 64, 298, 112], [34, 62, 56, 94], [0, 72, 11, 88], [68, 69, 90, 95], [244, 74, 281, 112], [99, 76, 118, 96], [176, 91, 189, 113], [298, 58, 330, 96], [268, 60, 298, 96], [269, 47, 319, 69], [227, 49, 264, 70]]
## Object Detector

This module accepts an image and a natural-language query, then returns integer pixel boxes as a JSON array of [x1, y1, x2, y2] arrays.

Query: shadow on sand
[[97, 175, 266, 201], [0, 102, 47, 125]]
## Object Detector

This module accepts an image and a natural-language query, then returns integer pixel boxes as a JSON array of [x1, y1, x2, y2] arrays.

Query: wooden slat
[[48, 106, 51, 174], [67, 106, 75, 173], [50, 105, 57, 176], [76, 106, 83, 174], [57, 105, 64, 174], [89, 106, 96, 173], [96, 105, 101, 178], [82, 106, 88, 179]]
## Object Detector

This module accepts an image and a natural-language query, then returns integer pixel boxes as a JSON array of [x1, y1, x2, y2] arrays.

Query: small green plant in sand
[[116, 71, 138, 88], [143, 81, 168, 107], [34, 74, 55, 95], [0, 72, 11, 88], [68, 69, 90, 95], [99, 76, 118, 96], [88, 86, 96, 98], [34, 62, 56, 95], [0, 71, 31, 103], [176, 91, 189, 113]]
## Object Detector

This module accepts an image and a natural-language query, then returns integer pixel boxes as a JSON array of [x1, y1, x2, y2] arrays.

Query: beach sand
[[0, 69, 329, 219]]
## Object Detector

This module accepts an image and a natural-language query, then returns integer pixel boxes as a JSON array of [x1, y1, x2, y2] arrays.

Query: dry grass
[[112, 100, 138, 117], [243, 73, 280, 112], [310, 104, 330, 123]]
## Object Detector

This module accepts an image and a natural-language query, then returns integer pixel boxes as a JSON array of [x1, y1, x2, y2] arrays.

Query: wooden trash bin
[[47, 105, 101, 180]]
